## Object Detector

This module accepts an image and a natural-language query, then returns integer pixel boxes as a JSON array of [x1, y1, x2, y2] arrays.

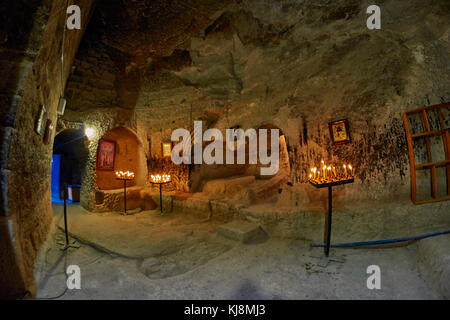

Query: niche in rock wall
[[189, 123, 290, 192], [96, 127, 146, 190], [246, 124, 290, 180]]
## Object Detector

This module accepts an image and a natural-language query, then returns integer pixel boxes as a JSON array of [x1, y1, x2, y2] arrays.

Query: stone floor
[[33, 204, 445, 300]]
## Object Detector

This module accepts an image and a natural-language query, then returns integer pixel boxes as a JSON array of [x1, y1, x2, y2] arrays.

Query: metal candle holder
[[116, 177, 134, 214], [150, 178, 172, 214], [57, 183, 80, 250], [309, 177, 354, 257]]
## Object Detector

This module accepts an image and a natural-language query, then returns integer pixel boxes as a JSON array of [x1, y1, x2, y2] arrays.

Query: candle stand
[[310, 178, 354, 257], [116, 177, 134, 214], [57, 183, 80, 251], [150, 179, 172, 214]]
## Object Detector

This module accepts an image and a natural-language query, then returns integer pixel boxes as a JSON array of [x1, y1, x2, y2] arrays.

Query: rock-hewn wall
[[0, 0, 51, 299], [64, 0, 450, 206], [0, 0, 95, 298], [1, 0, 446, 300]]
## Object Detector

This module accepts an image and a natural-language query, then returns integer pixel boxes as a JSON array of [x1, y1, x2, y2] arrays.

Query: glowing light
[[150, 174, 171, 183], [115, 170, 135, 179], [84, 127, 95, 139], [309, 161, 355, 184]]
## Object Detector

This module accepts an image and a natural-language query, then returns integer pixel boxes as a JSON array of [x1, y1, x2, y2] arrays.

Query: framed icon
[[35, 105, 47, 135], [329, 118, 351, 145], [97, 139, 116, 170], [161, 141, 173, 158], [43, 119, 54, 145]]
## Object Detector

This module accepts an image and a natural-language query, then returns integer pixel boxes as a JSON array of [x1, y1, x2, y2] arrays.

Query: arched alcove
[[96, 127, 146, 190], [189, 123, 290, 193]]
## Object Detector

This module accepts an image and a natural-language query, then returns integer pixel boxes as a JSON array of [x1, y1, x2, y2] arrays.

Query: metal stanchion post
[[58, 183, 80, 250]]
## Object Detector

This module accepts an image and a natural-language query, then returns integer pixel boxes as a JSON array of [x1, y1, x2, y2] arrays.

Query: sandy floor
[[33, 204, 442, 300]]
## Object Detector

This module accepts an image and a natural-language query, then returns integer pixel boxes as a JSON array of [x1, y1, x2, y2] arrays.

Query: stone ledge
[[91, 186, 450, 243], [94, 186, 180, 213], [218, 220, 264, 243], [239, 200, 450, 243]]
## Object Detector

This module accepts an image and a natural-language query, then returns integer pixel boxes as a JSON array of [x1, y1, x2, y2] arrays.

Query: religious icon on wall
[[328, 118, 351, 145], [35, 105, 47, 135], [161, 141, 173, 158], [43, 119, 54, 145], [97, 139, 116, 170]]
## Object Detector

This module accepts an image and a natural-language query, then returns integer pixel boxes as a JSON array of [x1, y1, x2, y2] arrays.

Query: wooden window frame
[[402, 102, 450, 204]]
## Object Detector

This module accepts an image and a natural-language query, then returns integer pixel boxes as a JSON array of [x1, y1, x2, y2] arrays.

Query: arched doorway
[[52, 129, 88, 203], [96, 127, 146, 190]]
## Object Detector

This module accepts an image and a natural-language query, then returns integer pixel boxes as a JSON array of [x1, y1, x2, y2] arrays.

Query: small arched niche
[[96, 126, 146, 190]]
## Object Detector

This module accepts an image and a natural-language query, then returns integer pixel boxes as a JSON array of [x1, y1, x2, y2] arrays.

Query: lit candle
[[343, 164, 347, 177], [332, 166, 337, 178], [327, 166, 332, 181], [348, 165, 353, 177], [116, 170, 135, 179], [151, 174, 171, 183], [323, 165, 327, 179]]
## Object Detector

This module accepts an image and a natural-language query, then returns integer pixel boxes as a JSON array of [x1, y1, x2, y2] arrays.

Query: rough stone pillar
[[0, 0, 95, 298]]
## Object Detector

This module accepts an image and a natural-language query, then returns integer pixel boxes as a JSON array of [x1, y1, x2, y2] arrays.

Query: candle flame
[[150, 174, 171, 183], [115, 170, 135, 179], [308, 161, 355, 184]]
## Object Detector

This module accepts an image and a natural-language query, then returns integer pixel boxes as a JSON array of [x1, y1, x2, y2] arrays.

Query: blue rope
[[311, 229, 450, 248]]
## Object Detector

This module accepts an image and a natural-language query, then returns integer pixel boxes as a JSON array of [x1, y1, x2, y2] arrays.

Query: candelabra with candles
[[115, 170, 135, 214], [308, 160, 354, 186], [150, 174, 172, 214], [308, 160, 355, 257]]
